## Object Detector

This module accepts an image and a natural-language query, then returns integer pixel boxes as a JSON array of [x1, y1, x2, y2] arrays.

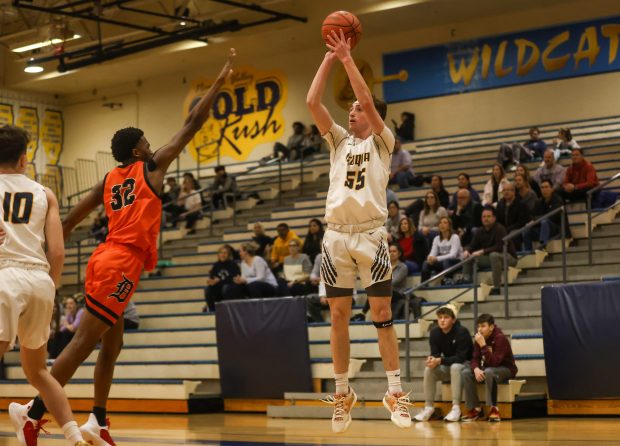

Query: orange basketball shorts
[[84, 242, 144, 326]]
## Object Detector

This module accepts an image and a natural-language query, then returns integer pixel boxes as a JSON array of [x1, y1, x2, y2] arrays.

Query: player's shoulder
[[324, 123, 350, 147]]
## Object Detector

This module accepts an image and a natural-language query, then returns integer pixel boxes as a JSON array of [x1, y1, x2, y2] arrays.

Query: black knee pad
[[373, 319, 394, 329]]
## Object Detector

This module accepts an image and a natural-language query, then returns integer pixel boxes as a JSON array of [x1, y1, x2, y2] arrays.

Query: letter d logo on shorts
[[109, 273, 134, 303]]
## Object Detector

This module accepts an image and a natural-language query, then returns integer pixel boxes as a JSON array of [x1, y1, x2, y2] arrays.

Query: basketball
[[321, 11, 362, 49]]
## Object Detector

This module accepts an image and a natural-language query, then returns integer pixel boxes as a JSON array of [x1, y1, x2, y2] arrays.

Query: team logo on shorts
[[109, 273, 135, 303]]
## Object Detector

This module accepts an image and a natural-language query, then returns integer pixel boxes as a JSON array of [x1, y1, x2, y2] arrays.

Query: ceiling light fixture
[[24, 58, 44, 73], [12, 34, 82, 53]]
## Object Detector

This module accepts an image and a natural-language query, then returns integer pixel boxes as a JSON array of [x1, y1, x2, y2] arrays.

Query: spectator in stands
[[523, 179, 566, 251], [397, 216, 427, 273], [514, 174, 538, 213], [534, 149, 566, 192], [392, 111, 415, 141], [183, 172, 201, 191], [515, 164, 541, 197], [49, 296, 84, 359], [562, 148, 599, 202], [234, 242, 279, 298], [89, 209, 108, 244], [172, 175, 203, 234], [351, 244, 411, 321], [414, 304, 473, 422], [203, 245, 242, 312], [431, 175, 450, 209], [385, 200, 403, 243], [283, 238, 314, 296], [418, 191, 448, 244], [306, 253, 326, 322], [497, 127, 547, 169], [162, 177, 181, 204], [461, 206, 517, 295], [252, 222, 273, 259], [123, 301, 140, 330], [461, 313, 518, 422], [270, 223, 303, 273], [273, 121, 305, 161], [553, 127, 580, 160], [302, 218, 324, 264], [389, 137, 424, 189], [298, 124, 324, 159], [210, 165, 238, 209], [482, 163, 510, 207], [450, 189, 483, 247], [421, 217, 462, 282], [496, 182, 530, 250], [450, 173, 481, 208], [47, 297, 63, 359], [386, 188, 398, 207]]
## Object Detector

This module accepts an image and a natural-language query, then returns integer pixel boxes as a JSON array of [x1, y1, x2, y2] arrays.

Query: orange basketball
[[321, 11, 362, 49]]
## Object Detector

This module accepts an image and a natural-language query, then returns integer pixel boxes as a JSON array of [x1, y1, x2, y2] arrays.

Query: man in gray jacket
[[534, 150, 566, 192]]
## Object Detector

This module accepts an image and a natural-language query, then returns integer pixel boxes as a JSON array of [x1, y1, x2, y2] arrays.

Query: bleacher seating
[[3, 114, 620, 416]]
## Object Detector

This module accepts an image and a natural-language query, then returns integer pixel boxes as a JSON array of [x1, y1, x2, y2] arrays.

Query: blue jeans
[[390, 170, 416, 189], [523, 219, 559, 251]]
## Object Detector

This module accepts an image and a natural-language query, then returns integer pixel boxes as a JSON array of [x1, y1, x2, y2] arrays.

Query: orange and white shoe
[[80, 413, 116, 446], [321, 387, 357, 433], [382, 391, 413, 428], [8, 401, 50, 446]]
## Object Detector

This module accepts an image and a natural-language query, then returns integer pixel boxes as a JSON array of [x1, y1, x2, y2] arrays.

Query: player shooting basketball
[[10, 48, 235, 446], [306, 29, 412, 433]]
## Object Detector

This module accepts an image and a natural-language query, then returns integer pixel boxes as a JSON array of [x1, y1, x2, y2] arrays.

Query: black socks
[[93, 406, 107, 427], [27, 396, 47, 420]]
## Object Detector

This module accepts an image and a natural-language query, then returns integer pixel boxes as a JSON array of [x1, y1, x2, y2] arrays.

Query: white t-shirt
[[182, 191, 202, 211], [0, 174, 49, 271], [323, 124, 395, 226]]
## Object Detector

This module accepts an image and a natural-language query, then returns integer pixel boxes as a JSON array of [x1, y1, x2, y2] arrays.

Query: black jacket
[[429, 320, 473, 365], [496, 196, 530, 234], [533, 192, 571, 237], [466, 222, 517, 258]]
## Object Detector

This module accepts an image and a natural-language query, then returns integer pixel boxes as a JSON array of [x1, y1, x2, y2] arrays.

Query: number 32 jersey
[[0, 174, 49, 271], [103, 161, 162, 270], [323, 124, 395, 226]]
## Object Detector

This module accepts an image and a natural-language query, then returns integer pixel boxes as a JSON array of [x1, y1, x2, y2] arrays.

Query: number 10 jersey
[[323, 124, 394, 228], [0, 174, 49, 271]]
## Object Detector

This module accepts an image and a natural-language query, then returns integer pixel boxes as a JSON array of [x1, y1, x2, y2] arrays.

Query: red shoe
[[8, 402, 50, 446], [80, 413, 116, 446], [460, 407, 482, 422], [487, 406, 501, 422]]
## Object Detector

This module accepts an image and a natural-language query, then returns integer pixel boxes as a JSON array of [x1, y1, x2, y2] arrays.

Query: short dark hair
[[388, 200, 400, 209], [389, 243, 404, 261], [111, 127, 144, 163], [214, 165, 225, 173], [529, 126, 540, 134], [373, 96, 387, 120], [482, 205, 496, 217], [277, 223, 289, 230], [436, 307, 455, 319], [540, 179, 553, 188], [477, 313, 495, 325], [0, 125, 29, 166]]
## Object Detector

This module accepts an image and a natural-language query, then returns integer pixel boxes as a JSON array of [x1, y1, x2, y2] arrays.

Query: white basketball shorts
[[320, 226, 392, 296], [0, 267, 55, 350]]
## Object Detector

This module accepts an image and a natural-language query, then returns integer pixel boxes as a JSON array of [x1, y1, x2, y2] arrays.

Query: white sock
[[386, 369, 402, 394], [62, 421, 83, 445], [334, 372, 349, 395]]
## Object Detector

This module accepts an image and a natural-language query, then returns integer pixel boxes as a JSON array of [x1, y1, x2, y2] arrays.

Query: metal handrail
[[72, 227, 107, 288], [587, 171, 620, 264], [404, 255, 479, 381], [501, 205, 567, 319]]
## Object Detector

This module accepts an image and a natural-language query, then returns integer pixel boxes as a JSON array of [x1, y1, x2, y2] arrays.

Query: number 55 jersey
[[323, 124, 394, 229], [86, 161, 162, 326]]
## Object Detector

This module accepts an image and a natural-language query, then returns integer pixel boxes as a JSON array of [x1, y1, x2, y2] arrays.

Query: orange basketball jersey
[[103, 161, 162, 270]]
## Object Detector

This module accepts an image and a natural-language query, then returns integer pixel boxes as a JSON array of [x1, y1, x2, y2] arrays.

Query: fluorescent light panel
[[12, 34, 82, 53]]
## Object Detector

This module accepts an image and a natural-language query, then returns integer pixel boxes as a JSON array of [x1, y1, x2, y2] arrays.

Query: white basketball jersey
[[323, 124, 395, 226], [0, 174, 49, 271]]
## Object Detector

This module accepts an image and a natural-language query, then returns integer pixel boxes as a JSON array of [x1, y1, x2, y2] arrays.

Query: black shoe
[[455, 277, 472, 285], [489, 288, 501, 296], [350, 313, 366, 322]]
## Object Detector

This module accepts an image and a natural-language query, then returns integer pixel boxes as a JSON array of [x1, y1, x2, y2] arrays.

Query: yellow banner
[[40, 109, 64, 165], [16, 106, 39, 163], [184, 66, 287, 163], [0, 103, 13, 126]]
